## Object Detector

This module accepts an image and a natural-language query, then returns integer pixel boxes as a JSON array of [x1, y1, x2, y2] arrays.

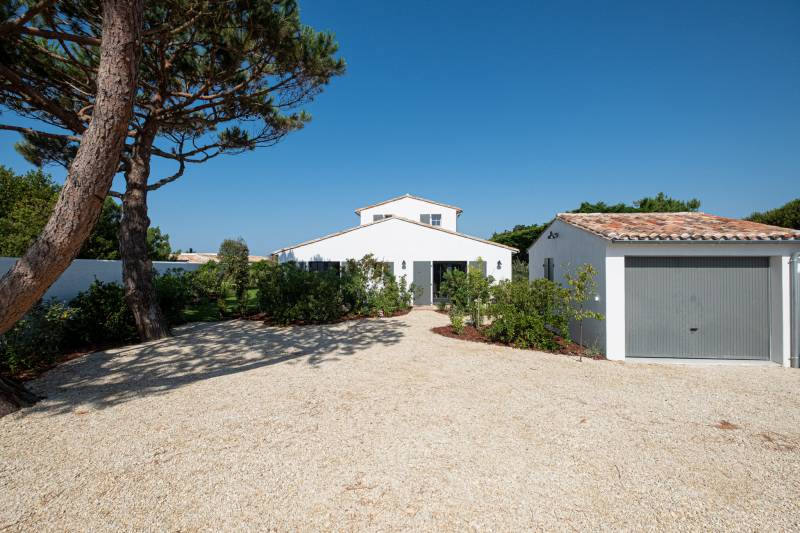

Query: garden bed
[[431, 324, 605, 359], [247, 307, 412, 327]]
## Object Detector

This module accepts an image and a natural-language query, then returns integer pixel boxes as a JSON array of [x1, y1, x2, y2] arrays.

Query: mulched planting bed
[[431, 324, 605, 360], [248, 307, 413, 327]]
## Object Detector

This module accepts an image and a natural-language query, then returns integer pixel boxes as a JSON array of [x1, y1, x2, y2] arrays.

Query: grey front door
[[625, 256, 770, 359], [413, 261, 431, 305]]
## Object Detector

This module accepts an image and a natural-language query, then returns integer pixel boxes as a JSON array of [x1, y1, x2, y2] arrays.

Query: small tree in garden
[[564, 264, 604, 361], [218, 239, 250, 314], [440, 260, 493, 329], [511, 258, 529, 282]]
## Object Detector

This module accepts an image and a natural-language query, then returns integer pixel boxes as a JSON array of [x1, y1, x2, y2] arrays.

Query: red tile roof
[[557, 212, 800, 241]]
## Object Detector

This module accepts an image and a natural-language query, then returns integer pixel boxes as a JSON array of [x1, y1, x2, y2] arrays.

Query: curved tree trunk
[[0, 0, 143, 414], [119, 123, 169, 340], [0, 0, 142, 334]]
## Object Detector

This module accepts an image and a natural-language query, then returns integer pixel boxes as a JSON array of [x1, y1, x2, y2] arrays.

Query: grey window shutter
[[543, 258, 554, 281], [420, 214, 431, 224]]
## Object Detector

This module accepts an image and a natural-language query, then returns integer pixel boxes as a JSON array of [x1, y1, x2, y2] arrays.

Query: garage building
[[528, 212, 800, 364]]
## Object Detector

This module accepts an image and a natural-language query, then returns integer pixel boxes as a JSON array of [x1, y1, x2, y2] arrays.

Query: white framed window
[[420, 213, 442, 225]]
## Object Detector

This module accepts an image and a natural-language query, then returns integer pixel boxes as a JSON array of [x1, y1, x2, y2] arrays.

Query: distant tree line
[[746, 199, 800, 230], [0, 166, 175, 261], [490, 192, 702, 263]]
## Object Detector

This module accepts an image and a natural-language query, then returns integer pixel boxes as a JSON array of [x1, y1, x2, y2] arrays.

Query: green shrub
[[370, 273, 414, 316], [218, 238, 250, 313], [67, 280, 138, 346], [450, 312, 465, 335], [154, 268, 195, 326], [439, 260, 493, 326], [0, 300, 73, 374], [253, 255, 414, 324], [192, 261, 223, 300], [254, 262, 342, 324], [485, 278, 571, 350]]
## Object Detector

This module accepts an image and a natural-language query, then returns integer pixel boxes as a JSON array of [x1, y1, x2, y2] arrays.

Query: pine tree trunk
[[0, 0, 143, 336], [119, 123, 169, 341]]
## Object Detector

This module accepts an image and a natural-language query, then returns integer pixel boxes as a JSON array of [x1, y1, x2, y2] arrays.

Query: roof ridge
[[354, 194, 464, 215], [273, 215, 517, 254]]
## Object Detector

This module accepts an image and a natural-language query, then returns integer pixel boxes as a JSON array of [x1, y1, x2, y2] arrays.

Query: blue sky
[[1, 0, 798, 254]]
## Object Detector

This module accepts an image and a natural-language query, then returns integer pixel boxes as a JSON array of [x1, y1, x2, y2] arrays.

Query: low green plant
[[0, 300, 73, 374], [192, 260, 223, 300], [254, 262, 343, 324], [253, 255, 413, 324], [450, 312, 465, 335], [511, 258, 529, 282], [154, 269, 195, 326], [439, 260, 493, 327], [485, 278, 571, 350], [67, 280, 138, 346]]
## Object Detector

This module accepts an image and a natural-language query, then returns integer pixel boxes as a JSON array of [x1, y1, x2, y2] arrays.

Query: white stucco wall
[[276, 217, 512, 284], [357, 197, 460, 231], [0, 257, 200, 303], [528, 220, 608, 352], [605, 242, 800, 365]]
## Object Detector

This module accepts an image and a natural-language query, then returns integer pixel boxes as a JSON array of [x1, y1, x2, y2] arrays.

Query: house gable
[[355, 194, 461, 231]]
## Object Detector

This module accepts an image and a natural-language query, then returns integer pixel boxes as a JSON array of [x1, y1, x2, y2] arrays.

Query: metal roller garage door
[[625, 256, 770, 359]]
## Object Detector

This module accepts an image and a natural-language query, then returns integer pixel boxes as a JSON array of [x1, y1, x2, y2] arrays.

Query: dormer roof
[[354, 194, 463, 215]]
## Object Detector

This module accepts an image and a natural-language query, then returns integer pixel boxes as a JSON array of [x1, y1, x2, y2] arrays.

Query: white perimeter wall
[[0, 257, 200, 303], [528, 219, 608, 352], [358, 197, 459, 231], [605, 242, 800, 365], [277, 217, 512, 283]]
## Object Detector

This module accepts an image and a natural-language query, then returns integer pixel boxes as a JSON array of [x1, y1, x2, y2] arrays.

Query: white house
[[273, 194, 516, 305], [529, 212, 800, 365]]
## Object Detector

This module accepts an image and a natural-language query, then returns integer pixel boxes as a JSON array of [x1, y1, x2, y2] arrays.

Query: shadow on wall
[[23, 317, 408, 416]]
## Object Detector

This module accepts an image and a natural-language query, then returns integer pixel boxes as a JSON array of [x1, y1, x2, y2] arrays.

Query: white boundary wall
[[0, 257, 201, 303]]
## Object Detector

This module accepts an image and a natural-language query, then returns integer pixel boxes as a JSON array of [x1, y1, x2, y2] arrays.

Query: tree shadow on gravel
[[21, 317, 408, 416]]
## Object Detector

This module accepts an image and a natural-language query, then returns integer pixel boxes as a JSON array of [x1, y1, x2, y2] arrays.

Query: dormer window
[[420, 214, 442, 226], [372, 214, 392, 222]]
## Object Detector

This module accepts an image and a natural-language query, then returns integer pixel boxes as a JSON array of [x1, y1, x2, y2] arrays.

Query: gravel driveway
[[2, 310, 800, 531]]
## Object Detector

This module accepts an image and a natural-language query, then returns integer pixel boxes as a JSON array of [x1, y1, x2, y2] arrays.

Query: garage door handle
[[690, 327, 698, 332]]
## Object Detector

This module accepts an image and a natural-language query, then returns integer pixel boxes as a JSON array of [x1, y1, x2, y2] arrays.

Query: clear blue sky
[[1, 0, 798, 254]]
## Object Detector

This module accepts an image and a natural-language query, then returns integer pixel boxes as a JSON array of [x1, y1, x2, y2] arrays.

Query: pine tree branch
[[147, 158, 186, 191], [0, 123, 81, 142], [108, 190, 124, 199], [0, 63, 86, 133], [0, 0, 57, 37], [15, 26, 100, 46]]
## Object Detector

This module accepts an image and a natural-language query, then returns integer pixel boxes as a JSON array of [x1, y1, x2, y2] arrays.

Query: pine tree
[[4, 0, 345, 339]]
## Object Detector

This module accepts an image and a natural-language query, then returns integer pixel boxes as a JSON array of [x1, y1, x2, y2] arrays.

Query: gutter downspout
[[791, 252, 800, 369]]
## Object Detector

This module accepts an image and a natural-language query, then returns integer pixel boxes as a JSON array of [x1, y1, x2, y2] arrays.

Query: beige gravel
[[2, 309, 800, 531]]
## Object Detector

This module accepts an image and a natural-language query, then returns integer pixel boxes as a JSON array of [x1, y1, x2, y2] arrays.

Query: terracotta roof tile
[[557, 212, 800, 241]]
